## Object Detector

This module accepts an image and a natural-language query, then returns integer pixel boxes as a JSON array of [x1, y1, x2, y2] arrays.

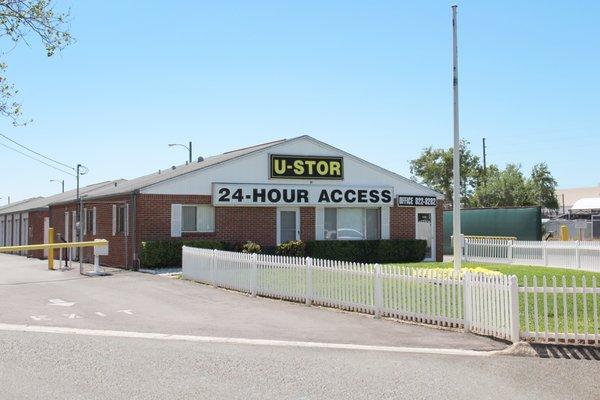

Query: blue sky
[[1, 1, 599, 203]]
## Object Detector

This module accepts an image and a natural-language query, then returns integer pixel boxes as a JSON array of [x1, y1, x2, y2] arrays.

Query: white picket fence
[[520, 275, 599, 345], [464, 237, 600, 272], [182, 247, 519, 342]]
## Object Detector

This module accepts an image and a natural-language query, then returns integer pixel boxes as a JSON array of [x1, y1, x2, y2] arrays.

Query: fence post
[[575, 240, 581, 269], [251, 253, 258, 297], [509, 275, 520, 343], [374, 264, 382, 319], [463, 271, 471, 332], [47, 227, 55, 270], [507, 240, 513, 264], [542, 241, 548, 266], [211, 249, 217, 288], [305, 257, 313, 306]]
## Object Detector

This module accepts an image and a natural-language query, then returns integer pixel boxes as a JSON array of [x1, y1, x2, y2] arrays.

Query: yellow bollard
[[47, 227, 54, 270], [560, 225, 569, 241]]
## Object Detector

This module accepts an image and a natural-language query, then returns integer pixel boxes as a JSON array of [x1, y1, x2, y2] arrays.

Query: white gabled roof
[[0, 180, 125, 215], [295, 136, 443, 198], [571, 197, 600, 211], [78, 139, 287, 200], [39, 135, 442, 203]]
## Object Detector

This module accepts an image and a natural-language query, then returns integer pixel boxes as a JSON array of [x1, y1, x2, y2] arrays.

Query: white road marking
[[117, 310, 133, 315], [0, 323, 495, 357], [30, 316, 50, 321], [62, 314, 82, 319], [48, 299, 76, 307], [94, 312, 106, 317]]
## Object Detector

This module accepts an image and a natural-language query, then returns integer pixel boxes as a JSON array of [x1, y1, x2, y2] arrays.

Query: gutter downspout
[[131, 190, 139, 270]]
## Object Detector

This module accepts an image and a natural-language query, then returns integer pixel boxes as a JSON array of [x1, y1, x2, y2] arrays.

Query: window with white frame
[[324, 208, 380, 240], [116, 205, 127, 233], [181, 205, 215, 232], [85, 208, 94, 234]]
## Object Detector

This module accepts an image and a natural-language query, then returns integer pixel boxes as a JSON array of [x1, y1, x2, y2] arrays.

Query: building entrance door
[[277, 207, 300, 244], [416, 208, 435, 261]]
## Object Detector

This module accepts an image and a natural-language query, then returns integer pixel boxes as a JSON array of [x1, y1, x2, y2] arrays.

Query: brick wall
[[300, 207, 315, 242], [390, 206, 416, 239], [49, 195, 132, 268], [47, 194, 443, 267], [27, 210, 48, 259], [137, 194, 277, 246], [390, 204, 444, 262]]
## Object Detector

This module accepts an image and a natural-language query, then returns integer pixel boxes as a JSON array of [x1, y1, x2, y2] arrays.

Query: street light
[[50, 179, 65, 193], [168, 141, 192, 163]]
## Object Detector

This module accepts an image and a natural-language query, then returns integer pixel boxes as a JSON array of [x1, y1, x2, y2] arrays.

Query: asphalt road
[[0, 254, 598, 400], [2, 330, 598, 400]]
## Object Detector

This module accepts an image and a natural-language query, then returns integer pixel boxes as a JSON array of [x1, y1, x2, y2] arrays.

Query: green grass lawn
[[211, 260, 599, 338], [388, 261, 600, 287], [388, 261, 600, 336]]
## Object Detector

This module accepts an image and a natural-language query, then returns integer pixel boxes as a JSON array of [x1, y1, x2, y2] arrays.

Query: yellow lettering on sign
[[293, 160, 305, 175], [329, 161, 341, 176], [273, 159, 286, 174], [304, 160, 316, 174], [316, 161, 328, 175]]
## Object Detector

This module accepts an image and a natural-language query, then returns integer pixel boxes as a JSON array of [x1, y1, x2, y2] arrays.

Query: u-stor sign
[[213, 183, 393, 206], [270, 154, 343, 179]]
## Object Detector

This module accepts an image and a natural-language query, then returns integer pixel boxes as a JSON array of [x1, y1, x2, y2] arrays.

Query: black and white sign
[[397, 195, 437, 207], [213, 183, 394, 206]]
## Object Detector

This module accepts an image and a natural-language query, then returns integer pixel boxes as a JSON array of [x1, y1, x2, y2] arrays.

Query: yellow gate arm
[[0, 239, 109, 253]]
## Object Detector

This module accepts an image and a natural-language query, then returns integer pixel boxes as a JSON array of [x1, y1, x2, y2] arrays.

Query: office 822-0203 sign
[[270, 154, 344, 180]]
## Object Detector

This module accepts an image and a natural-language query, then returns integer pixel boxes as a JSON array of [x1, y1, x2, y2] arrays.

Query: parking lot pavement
[[0, 253, 506, 351]]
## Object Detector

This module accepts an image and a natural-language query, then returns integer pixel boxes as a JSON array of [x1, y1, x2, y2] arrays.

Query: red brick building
[[46, 135, 444, 268], [0, 181, 122, 259]]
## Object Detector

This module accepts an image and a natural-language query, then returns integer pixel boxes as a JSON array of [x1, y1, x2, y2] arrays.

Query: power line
[[0, 141, 76, 177], [0, 132, 75, 171]]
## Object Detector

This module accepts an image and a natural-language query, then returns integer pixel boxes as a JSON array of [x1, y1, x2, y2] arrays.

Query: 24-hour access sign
[[213, 183, 393, 206]]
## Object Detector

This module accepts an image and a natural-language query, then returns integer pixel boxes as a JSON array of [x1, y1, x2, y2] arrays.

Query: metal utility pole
[[482, 138, 487, 177], [188, 141, 193, 164], [452, 5, 462, 273], [75, 164, 89, 273]]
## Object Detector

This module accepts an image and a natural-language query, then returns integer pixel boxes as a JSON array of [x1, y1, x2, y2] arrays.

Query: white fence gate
[[464, 237, 600, 273], [182, 247, 519, 343]]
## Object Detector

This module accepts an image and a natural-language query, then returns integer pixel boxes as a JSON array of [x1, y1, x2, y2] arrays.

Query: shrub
[[275, 240, 306, 257], [140, 239, 226, 268], [236, 240, 262, 254], [305, 239, 427, 264]]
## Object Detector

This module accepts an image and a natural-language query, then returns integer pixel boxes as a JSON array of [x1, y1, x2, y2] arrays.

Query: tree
[[410, 141, 560, 210], [529, 162, 559, 210], [409, 140, 481, 207], [0, 0, 73, 124], [473, 163, 534, 207]]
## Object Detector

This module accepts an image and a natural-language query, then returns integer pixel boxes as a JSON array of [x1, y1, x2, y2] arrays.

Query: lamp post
[[168, 141, 192, 163], [50, 179, 65, 193]]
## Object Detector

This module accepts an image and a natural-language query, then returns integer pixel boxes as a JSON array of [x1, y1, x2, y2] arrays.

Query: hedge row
[[140, 240, 226, 268], [305, 239, 427, 264], [140, 239, 427, 268]]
